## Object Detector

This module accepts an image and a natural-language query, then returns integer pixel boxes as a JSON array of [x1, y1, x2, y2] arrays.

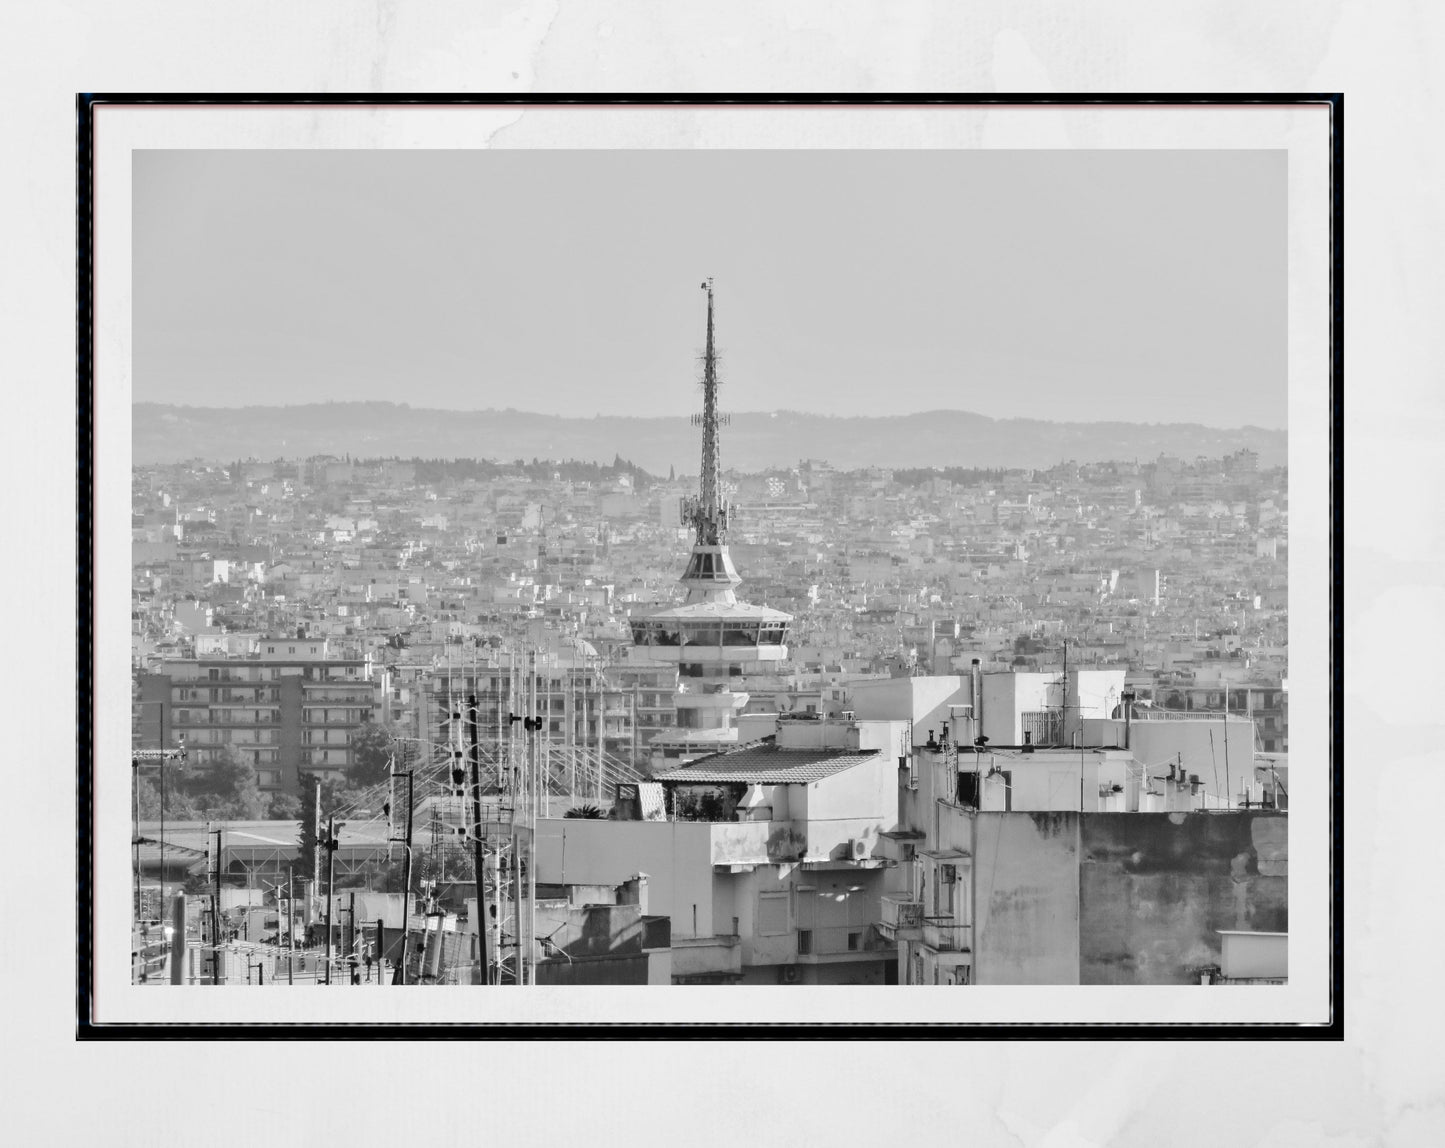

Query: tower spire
[[694, 278, 726, 547], [678, 279, 742, 602]]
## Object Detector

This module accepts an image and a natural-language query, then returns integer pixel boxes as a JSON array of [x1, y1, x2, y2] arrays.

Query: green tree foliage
[[267, 790, 303, 820], [296, 781, 318, 880], [138, 749, 267, 821], [344, 723, 397, 789]]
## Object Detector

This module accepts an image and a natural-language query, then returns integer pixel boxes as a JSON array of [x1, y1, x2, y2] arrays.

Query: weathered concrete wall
[[1079, 812, 1287, 984], [535, 953, 654, 986], [973, 811, 1081, 985]]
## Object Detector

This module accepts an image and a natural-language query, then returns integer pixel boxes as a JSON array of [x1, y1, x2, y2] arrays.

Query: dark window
[[797, 930, 813, 955]]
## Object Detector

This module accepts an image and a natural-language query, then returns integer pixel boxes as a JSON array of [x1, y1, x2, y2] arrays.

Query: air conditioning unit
[[940, 863, 957, 885], [780, 965, 799, 983], [849, 838, 869, 860]]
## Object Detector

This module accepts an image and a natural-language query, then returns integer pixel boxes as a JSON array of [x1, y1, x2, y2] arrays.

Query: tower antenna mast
[[689, 278, 727, 547]]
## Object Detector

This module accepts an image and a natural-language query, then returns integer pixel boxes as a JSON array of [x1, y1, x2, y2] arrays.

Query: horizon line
[[131, 400, 1287, 434]]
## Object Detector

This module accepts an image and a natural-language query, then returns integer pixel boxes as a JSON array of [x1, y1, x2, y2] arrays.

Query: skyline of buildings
[[130, 284, 1290, 990]]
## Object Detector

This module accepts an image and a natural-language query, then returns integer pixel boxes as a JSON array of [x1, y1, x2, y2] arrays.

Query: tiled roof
[[654, 743, 882, 785]]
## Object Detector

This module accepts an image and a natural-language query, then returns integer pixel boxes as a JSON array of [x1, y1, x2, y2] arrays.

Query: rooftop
[[654, 739, 882, 785]]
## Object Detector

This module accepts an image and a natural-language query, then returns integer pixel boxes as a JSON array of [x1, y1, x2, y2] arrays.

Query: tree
[[344, 723, 397, 789], [175, 749, 266, 820], [296, 781, 319, 880], [267, 790, 303, 820]]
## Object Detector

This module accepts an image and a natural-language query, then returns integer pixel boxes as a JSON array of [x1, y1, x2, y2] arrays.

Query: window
[[847, 932, 861, 951], [797, 929, 813, 955], [721, 623, 760, 647], [757, 892, 789, 936]]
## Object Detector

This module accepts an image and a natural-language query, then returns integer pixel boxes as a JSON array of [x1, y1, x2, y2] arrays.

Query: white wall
[[849, 675, 968, 745], [981, 672, 1054, 744], [534, 819, 715, 938]]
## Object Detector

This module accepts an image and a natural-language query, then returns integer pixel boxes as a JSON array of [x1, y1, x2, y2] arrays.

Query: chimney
[[620, 873, 650, 915]]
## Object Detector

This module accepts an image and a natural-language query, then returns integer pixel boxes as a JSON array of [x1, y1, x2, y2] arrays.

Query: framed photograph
[[81, 95, 1339, 1034]]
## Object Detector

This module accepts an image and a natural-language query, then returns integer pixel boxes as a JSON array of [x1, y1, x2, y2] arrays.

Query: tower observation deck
[[629, 281, 793, 760]]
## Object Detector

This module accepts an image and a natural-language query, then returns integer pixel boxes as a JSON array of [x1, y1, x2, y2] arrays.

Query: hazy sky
[[134, 148, 1285, 427]]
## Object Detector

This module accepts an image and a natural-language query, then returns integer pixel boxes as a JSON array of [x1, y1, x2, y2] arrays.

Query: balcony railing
[[880, 895, 924, 936], [922, 918, 971, 952]]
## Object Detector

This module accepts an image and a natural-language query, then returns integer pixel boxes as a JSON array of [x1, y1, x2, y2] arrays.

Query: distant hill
[[132, 403, 1286, 472]]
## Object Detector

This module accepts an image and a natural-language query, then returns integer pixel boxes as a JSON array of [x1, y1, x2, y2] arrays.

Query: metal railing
[[922, 918, 971, 952]]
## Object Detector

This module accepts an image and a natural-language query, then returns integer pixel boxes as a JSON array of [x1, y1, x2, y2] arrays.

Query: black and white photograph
[[5, 0, 1438, 1137], [84, 99, 1335, 1033]]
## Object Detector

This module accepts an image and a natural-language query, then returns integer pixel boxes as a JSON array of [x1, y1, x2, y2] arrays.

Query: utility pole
[[491, 844, 503, 986], [466, 694, 491, 981], [391, 760, 415, 985], [289, 863, 299, 984], [527, 653, 539, 986], [132, 758, 142, 922], [212, 823, 225, 986], [311, 777, 322, 926], [169, 891, 186, 986], [133, 740, 186, 924], [323, 815, 337, 985]]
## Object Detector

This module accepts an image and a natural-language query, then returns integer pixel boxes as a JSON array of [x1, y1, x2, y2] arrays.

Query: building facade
[[135, 638, 380, 794]]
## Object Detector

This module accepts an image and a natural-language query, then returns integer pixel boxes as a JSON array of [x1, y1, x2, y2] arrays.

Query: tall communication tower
[[682, 278, 733, 554]]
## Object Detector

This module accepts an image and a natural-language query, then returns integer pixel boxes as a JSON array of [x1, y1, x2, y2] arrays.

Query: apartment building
[[135, 636, 380, 795]]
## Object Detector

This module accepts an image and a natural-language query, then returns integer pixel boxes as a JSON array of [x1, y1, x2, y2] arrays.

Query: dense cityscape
[[131, 288, 1288, 989]]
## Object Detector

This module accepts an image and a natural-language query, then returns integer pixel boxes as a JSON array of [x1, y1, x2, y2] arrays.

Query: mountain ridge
[[132, 402, 1287, 472]]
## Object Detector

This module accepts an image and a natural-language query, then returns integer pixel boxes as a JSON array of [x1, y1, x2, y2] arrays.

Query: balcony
[[671, 933, 742, 981], [797, 925, 889, 959], [877, 895, 923, 942], [922, 918, 971, 953], [303, 689, 374, 702]]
